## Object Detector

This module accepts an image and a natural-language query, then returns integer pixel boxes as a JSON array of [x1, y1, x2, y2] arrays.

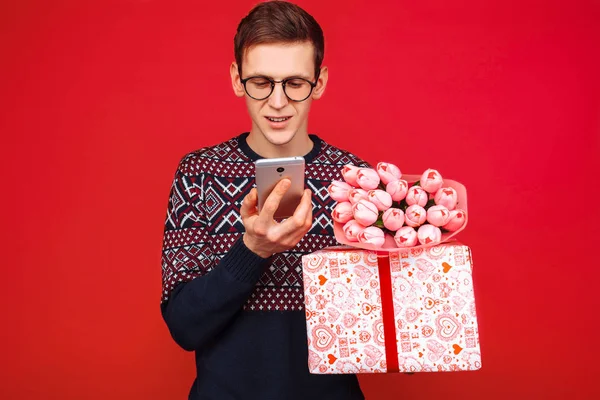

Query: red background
[[2, 0, 599, 398]]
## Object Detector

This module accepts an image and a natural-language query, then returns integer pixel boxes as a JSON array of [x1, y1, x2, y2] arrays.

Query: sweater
[[160, 132, 369, 400]]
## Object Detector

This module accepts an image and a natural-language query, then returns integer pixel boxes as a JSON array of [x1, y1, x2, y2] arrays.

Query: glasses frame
[[239, 73, 320, 102]]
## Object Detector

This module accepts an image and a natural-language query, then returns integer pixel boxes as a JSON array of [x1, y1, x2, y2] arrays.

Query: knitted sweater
[[160, 133, 369, 400]]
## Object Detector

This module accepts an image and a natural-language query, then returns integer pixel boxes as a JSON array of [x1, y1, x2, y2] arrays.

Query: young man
[[161, 2, 369, 399]]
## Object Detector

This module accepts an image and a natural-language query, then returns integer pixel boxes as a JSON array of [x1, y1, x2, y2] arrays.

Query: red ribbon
[[377, 252, 399, 373]]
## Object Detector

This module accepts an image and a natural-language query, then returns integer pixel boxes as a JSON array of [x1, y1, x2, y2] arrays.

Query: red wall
[[2, 0, 599, 398]]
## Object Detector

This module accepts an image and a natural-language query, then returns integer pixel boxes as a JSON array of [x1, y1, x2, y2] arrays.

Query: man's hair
[[234, 1, 324, 79]]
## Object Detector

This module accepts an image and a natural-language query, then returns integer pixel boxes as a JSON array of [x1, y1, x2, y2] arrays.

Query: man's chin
[[263, 129, 296, 146]]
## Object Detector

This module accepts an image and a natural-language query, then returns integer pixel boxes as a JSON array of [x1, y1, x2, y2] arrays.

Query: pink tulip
[[405, 186, 428, 207], [348, 188, 368, 205], [386, 179, 408, 202], [352, 199, 379, 226], [367, 189, 392, 211], [420, 169, 443, 193], [383, 208, 405, 231], [394, 226, 418, 247], [342, 164, 361, 187], [328, 180, 353, 202], [343, 219, 366, 242], [404, 205, 427, 227], [426, 205, 451, 227], [434, 187, 458, 210], [357, 226, 386, 247], [443, 209, 467, 232], [417, 224, 442, 245], [332, 202, 353, 224], [376, 162, 402, 185], [356, 168, 380, 190]]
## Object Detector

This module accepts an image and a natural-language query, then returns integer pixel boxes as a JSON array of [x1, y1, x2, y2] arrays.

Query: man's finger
[[293, 189, 313, 224], [281, 189, 313, 232], [303, 189, 314, 229], [260, 179, 291, 220], [240, 188, 258, 220]]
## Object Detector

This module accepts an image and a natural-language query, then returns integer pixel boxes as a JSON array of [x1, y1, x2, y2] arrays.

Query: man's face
[[231, 42, 327, 149]]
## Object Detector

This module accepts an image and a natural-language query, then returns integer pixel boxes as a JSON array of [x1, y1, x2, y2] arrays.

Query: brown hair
[[234, 1, 324, 79]]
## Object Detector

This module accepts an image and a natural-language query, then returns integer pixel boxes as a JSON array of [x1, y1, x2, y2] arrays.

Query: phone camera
[[276, 167, 285, 173]]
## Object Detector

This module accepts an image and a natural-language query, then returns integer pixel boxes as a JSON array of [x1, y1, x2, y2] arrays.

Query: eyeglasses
[[240, 75, 319, 102]]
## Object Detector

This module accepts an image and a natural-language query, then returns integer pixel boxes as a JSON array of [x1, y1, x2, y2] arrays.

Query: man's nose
[[268, 82, 289, 109]]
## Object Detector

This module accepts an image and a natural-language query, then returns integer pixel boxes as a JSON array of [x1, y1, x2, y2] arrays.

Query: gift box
[[302, 243, 481, 374]]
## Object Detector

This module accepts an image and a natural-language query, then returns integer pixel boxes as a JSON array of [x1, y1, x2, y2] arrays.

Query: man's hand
[[240, 179, 313, 258]]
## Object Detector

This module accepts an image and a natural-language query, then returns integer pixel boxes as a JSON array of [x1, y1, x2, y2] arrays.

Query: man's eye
[[250, 79, 271, 87], [286, 80, 305, 88]]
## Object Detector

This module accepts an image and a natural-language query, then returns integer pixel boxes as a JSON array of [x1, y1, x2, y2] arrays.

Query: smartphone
[[255, 156, 306, 219]]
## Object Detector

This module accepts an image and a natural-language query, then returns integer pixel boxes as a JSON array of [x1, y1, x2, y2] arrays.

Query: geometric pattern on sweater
[[161, 133, 369, 310]]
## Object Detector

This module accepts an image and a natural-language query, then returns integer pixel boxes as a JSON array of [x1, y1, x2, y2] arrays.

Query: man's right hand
[[240, 179, 313, 258]]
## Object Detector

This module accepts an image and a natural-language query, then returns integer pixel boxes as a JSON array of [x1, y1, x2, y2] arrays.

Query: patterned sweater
[[161, 133, 369, 400]]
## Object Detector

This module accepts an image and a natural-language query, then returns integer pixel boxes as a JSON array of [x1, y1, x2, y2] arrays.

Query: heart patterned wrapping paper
[[302, 243, 481, 374]]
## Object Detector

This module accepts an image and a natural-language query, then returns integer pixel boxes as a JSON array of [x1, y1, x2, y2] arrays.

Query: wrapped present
[[302, 243, 481, 374]]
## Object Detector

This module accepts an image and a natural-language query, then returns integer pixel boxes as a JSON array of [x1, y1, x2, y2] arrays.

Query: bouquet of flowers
[[328, 162, 468, 249]]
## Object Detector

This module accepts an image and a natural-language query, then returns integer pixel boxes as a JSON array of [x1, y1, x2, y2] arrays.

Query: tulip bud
[[420, 169, 443, 193], [342, 164, 361, 187], [352, 199, 379, 226], [348, 188, 368, 205], [417, 224, 442, 245], [367, 189, 392, 211], [376, 162, 402, 185], [343, 219, 366, 242], [357, 226, 386, 247], [394, 226, 418, 247], [426, 205, 450, 227], [443, 209, 467, 232], [404, 204, 427, 227], [328, 180, 353, 202], [332, 201, 353, 224], [386, 179, 408, 202], [382, 208, 405, 231], [434, 187, 458, 210], [405, 186, 428, 207], [356, 168, 381, 191]]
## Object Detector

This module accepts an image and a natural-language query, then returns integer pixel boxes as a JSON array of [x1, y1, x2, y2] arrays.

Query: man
[[161, 1, 369, 399]]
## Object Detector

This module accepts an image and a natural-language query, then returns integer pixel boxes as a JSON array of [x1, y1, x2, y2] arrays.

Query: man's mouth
[[266, 116, 291, 122]]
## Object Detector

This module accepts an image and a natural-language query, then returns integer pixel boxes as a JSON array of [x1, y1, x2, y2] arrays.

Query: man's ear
[[311, 66, 328, 100], [230, 62, 245, 98]]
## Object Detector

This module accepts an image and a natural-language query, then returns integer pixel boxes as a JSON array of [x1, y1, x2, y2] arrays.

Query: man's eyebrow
[[248, 72, 313, 80]]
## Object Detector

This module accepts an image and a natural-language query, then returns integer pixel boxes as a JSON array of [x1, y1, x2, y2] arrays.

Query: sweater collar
[[237, 132, 322, 163]]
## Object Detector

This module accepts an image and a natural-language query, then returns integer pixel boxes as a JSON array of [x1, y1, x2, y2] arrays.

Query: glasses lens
[[284, 78, 312, 101], [245, 77, 272, 100]]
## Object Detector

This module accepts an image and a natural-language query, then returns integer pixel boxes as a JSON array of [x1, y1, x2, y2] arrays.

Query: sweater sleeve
[[160, 165, 270, 351]]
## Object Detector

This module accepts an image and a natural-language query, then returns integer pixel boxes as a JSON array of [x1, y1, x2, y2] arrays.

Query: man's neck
[[246, 130, 313, 159]]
